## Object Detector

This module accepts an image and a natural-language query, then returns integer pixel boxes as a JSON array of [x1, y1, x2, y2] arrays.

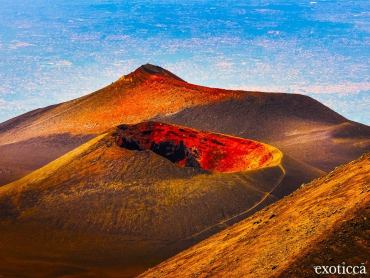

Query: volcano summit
[[0, 64, 369, 185]]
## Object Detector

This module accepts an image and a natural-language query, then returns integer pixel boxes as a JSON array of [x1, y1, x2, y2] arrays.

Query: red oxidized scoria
[[116, 121, 278, 173]]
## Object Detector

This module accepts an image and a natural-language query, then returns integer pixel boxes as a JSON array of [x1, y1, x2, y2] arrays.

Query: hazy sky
[[0, 0, 369, 124]]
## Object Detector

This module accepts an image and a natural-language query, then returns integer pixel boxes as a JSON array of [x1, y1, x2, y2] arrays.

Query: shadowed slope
[[159, 96, 370, 171], [0, 134, 94, 185], [141, 153, 370, 278], [0, 124, 320, 277]]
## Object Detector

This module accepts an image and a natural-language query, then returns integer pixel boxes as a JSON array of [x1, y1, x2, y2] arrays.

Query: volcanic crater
[[116, 121, 280, 173]]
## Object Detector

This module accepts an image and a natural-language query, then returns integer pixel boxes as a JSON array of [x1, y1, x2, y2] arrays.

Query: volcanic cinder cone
[[0, 65, 369, 185], [0, 121, 322, 277]]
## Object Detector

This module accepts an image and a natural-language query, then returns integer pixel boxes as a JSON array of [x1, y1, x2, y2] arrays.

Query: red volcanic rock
[[116, 122, 279, 173]]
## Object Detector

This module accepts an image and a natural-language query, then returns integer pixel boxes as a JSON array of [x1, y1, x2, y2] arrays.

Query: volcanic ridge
[[0, 64, 369, 185]]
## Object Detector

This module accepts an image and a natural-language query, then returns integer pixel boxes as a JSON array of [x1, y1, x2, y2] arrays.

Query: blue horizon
[[0, 0, 369, 124]]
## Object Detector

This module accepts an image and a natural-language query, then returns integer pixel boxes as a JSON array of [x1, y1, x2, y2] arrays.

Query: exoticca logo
[[313, 262, 367, 275]]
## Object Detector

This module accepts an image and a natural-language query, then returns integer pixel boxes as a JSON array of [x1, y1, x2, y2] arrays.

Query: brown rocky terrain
[[0, 123, 321, 277], [141, 153, 370, 278]]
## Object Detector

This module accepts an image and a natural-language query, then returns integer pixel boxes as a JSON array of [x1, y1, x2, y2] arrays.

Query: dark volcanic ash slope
[[159, 95, 370, 171], [0, 122, 320, 277], [141, 153, 370, 278]]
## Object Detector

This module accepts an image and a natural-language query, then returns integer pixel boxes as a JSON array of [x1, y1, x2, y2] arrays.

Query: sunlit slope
[[141, 153, 370, 278], [0, 125, 320, 277], [0, 64, 241, 144], [0, 64, 242, 185]]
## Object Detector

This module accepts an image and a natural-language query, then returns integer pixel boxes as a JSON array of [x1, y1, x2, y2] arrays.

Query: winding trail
[[182, 162, 286, 241]]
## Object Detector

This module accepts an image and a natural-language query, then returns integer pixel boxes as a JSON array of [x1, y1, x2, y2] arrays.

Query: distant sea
[[0, 0, 369, 124]]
